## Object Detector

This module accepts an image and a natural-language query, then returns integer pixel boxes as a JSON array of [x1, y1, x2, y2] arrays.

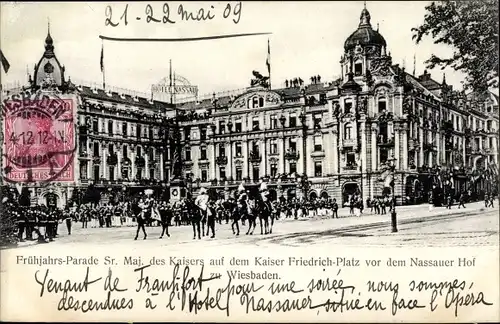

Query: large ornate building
[[1, 6, 498, 208], [173, 6, 499, 205]]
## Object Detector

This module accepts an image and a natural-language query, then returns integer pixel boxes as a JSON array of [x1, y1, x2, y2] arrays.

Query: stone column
[[360, 122, 367, 173], [144, 148, 149, 179], [332, 127, 339, 175], [360, 121, 369, 199], [242, 138, 249, 178], [130, 148, 136, 180], [262, 139, 267, 176], [436, 132, 441, 164], [117, 149, 122, 180], [402, 125, 408, 170], [159, 149, 164, 181], [210, 142, 216, 180], [419, 127, 424, 167], [371, 124, 377, 171], [394, 124, 400, 169], [102, 146, 107, 179], [279, 136, 285, 173]]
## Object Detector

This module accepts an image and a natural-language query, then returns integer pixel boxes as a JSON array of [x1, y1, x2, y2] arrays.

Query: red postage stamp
[[2, 92, 76, 183]]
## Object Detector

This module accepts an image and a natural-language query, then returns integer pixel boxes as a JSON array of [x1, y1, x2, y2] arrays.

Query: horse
[[257, 196, 274, 235], [187, 199, 202, 240], [245, 198, 258, 235]]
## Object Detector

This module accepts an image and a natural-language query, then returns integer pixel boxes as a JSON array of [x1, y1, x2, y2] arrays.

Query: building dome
[[344, 7, 386, 51]]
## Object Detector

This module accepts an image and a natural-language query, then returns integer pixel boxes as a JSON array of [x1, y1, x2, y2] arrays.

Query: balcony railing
[[342, 164, 359, 171], [284, 150, 300, 160], [377, 136, 394, 146], [343, 138, 357, 147], [248, 151, 261, 163], [423, 143, 437, 152], [216, 156, 228, 165]]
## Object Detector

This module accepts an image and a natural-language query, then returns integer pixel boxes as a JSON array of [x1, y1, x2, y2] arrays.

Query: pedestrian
[[446, 194, 453, 209], [64, 209, 72, 235], [457, 192, 466, 209], [488, 193, 495, 208], [381, 197, 387, 215], [484, 193, 490, 208], [81, 208, 88, 228], [206, 200, 216, 238], [332, 198, 338, 219], [349, 196, 355, 215]]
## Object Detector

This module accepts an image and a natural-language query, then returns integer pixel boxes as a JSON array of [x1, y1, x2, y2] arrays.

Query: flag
[[100, 44, 104, 72], [1, 50, 10, 73], [266, 39, 270, 76]]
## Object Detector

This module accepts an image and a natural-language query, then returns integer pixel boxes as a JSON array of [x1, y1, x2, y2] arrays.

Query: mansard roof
[[77, 85, 174, 111], [176, 82, 338, 111]]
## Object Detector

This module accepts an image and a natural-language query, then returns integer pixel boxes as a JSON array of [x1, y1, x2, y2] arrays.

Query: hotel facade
[[1, 6, 498, 208]]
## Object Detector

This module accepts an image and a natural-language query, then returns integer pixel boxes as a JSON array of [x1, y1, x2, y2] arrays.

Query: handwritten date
[[105, 2, 242, 27]]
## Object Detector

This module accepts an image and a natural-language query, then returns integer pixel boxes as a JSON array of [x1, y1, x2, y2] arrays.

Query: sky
[[1, 1, 466, 99]]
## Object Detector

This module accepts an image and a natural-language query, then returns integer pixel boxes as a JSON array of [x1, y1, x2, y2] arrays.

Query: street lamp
[[387, 156, 398, 233]]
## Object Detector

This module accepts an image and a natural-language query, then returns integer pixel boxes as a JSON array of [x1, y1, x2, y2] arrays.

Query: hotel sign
[[151, 75, 198, 96]]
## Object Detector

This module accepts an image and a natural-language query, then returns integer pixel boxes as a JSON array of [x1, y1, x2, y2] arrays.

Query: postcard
[[1, 1, 499, 322]]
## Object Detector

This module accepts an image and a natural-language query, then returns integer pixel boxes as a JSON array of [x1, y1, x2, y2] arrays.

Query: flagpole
[[267, 38, 271, 90], [169, 59, 173, 104], [101, 39, 106, 90]]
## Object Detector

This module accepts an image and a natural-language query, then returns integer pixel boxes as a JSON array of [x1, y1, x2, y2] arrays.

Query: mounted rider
[[259, 182, 273, 214], [237, 183, 248, 220]]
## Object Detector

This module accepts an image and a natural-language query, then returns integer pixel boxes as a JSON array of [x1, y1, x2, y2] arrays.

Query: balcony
[[408, 138, 419, 150], [107, 154, 118, 166], [248, 151, 261, 163], [79, 151, 91, 160], [423, 143, 437, 152], [284, 150, 300, 161], [135, 156, 146, 168], [377, 136, 394, 147], [198, 158, 209, 165], [342, 163, 359, 172], [216, 156, 228, 165], [343, 138, 357, 147]]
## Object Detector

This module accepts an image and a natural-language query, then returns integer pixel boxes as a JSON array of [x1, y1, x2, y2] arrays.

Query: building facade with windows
[[1, 29, 175, 208], [174, 6, 499, 205]]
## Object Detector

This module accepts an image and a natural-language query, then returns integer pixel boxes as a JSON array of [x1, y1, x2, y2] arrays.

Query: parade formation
[[1, 180, 497, 247]]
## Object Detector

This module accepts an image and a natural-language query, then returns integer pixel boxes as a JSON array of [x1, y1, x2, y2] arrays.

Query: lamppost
[[387, 156, 398, 233]]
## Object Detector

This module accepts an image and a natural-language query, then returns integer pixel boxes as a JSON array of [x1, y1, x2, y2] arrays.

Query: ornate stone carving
[[369, 57, 392, 77]]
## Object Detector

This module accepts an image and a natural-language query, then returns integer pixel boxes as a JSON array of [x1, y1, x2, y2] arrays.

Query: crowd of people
[[2, 183, 498, 246]]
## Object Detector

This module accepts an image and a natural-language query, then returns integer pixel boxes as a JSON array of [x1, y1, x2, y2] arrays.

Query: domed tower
[[340, 4, 388, 82], [33, 23, 66, 89]]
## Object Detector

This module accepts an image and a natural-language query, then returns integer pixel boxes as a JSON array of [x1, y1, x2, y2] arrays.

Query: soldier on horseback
[[194, 188, 209, 240], [258, 182, 274, 235], [234, 184, 248, 235]]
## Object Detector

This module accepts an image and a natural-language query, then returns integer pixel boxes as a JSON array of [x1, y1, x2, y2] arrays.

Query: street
[[16, 202, 499, 251]]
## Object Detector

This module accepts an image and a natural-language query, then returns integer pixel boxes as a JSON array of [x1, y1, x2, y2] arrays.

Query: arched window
[[344, 123, 353, 140], [259, 97, 264, 107]]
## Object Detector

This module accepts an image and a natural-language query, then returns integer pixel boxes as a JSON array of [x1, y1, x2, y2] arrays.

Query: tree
[[412, 0, 499, 91]]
